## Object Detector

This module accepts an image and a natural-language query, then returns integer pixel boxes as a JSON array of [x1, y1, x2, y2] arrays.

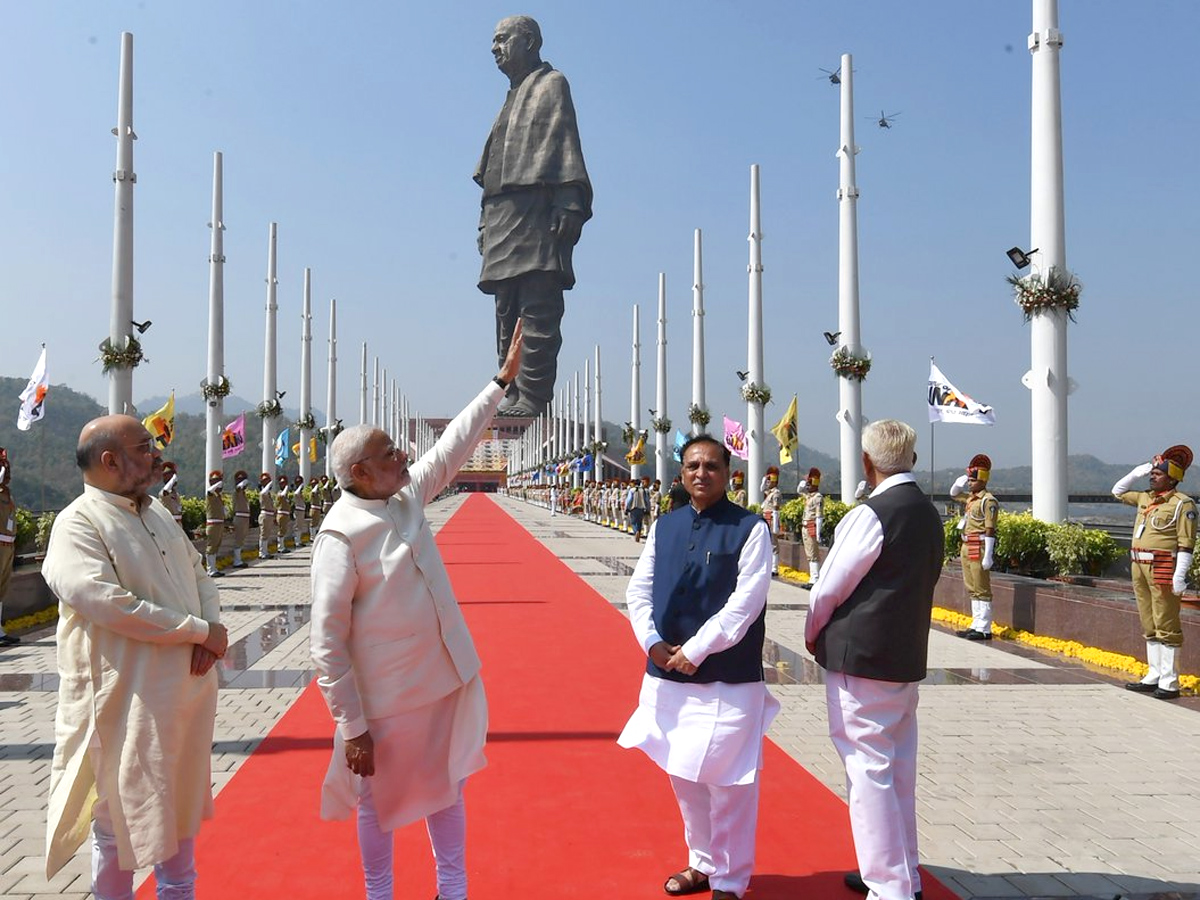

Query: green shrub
[[1045, 522, 1122, 576], [821, 499, 851, 545], [943, 517, 963, 561], [780, 498, 805, 533], [747, 503, 762, 515], [180, 496, 206, 537], [35, 511, 57, 552], [14, 508, 36, 553], [994, 511, 1053, 577]]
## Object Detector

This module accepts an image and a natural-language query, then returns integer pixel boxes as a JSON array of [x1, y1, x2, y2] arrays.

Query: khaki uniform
[[730, 487, 747, 508], [232, 485, 251, 549], [1117, 488, 1197, 646], [801, 491, 824, 563], [160, 485, 183, 529], [204, 490, 226, 556], [292, 482, 309, 541], [309, 482, 323, 535], [259, 483, 277, 551], [954, 489, 999, 601], [0, 484, 15, 616]]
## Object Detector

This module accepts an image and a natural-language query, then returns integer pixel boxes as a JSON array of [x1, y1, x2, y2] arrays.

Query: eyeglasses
[[353, 445, 406, 466], [122, 440, 156, 455]]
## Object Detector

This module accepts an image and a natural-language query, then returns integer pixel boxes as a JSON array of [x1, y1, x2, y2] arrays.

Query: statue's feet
[[498, 403, 541, 417]]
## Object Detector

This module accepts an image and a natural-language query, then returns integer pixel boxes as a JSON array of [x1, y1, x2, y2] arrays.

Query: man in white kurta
[[310, 327, 521, 900], [42, 415, 228, 900], [618, 436, 778, 900]]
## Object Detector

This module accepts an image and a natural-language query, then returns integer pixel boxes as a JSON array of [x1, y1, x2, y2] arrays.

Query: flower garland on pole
[[200, 375, 232, 402], [650, 415, 672, 435], [739, 381, 772, 406], [97, 335, 146, 373], [829, 347, 871, 382], [255, 398, 283, 419], [294, 412, 317, 433], [1007, 268, 1081, 323], [686, 404, 711, 428]]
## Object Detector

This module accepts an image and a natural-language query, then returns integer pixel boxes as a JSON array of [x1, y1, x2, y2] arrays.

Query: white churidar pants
[[825, 672, 921, 900], [970, 599, 993, 634], [90, 798, 196, 900], [356, 778, 468, 900], [669, 775, 760, 895]]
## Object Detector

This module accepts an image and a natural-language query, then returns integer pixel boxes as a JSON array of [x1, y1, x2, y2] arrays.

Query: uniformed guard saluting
[[1112, 445, 1196, 700], [950, 454, 999, 640]]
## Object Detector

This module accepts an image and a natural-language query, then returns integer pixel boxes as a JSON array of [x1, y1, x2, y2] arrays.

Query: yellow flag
[[770, 395, 799, 465], [143, 392, 176, 449], [624, 433, 647, 466], [309, 438, 318, 462]]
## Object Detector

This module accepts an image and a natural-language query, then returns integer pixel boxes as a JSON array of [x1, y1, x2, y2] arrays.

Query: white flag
[[17, 345, 49, 431], [928, 361, 995, 425]]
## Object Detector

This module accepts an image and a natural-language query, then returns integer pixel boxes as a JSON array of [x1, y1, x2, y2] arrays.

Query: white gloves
[[950, 474, 970, 497], [1112, 462, 1154, 497], [815, 517, 824, 539], [982, 535, 996, 571], [207, 480, 223, 494], [236, 479, 249, 490], [854, 480, 869, 500], [161, 474, 178, 494], [1173, 551, 1193, 595], [261, 482, 273, 495]]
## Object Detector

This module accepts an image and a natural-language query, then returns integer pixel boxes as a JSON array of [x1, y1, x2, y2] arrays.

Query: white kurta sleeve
[[804, 503, 884, 645], [625, 520, 662, 654], [43, 511, 210, 644], [309, 532, 368, 740], [410, 380, 505, 506], [680, 519, 773, 666]]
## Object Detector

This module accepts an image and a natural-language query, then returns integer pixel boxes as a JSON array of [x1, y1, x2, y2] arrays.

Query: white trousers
[[825, 672, 921, 900], [970, 599, 993, 634], [668, 774, 760, 895], [90, 798, 196, 900], [357, 778, 468, 900]]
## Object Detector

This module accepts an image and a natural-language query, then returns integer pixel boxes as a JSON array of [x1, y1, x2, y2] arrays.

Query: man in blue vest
[[618, 434, 778, 900], [805, 419, 944, 900]]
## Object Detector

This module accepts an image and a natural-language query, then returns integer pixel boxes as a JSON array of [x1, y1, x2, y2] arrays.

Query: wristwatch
[[493, 376, 509, 389]]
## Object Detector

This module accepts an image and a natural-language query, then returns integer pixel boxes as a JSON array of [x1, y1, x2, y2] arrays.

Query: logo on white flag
[[928, 361, 995, 426], [17, 346, 49, 431]]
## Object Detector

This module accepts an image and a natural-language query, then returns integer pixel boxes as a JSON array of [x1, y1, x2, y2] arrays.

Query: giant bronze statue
[[475, 15, 591, 417]]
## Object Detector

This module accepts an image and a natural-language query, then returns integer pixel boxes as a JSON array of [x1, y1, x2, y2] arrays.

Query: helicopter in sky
[[818, 66, 841, 85], [875, 110, 901, 129]]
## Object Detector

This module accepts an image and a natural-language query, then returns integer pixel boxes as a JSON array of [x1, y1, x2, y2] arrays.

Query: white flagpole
[[836, 52, 865, 503], [108, 32, 136, 415], [746, 165, 765, 506], [299, 268, 312, 481], [261, 223, 279, 477], [204, 151, 226, 475], [655, 272, 669, 484]]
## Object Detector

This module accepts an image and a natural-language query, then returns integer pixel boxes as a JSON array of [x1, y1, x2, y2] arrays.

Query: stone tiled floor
[[2, 492, 1198, 899]]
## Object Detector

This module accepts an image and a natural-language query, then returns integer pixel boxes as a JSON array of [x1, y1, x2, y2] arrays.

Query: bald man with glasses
[[42, 415, 226, 899], [309, 325, 522, 900]]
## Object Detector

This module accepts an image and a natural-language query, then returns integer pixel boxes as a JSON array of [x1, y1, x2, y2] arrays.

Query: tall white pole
[[359, 343, 368, 425], [108, 32, 136, 415], [204, 151, 226, 475], [655, 273, 669, 484], [594, 346, 603, 482], [325, 298, 337, 477], [572, 371, 581, 488], [746, 165, 765, 506], [261, 222, 279, 477], [583, 357, 591, 480], [691, 229, 707, 437], [391, 379, 398, 442], [299, 268, 312, 481], [1027, 0, 1070, 522], [837, 52, 865, 503], [372, 357, 381, 427], [630, 304, 643, 480]]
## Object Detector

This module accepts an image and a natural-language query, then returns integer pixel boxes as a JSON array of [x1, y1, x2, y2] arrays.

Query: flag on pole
[[723, 416, 749, 461], [672, 430, 688, 463], [17, 345, 48, 431], [308, 437, 318, 463], [770, 395, 799, 464], [221, 412, 246, 459], [928, 361, 996, 425], [143, 392, 176, 449], [625, 432, 647, 466], [275, 427, 291, 466]]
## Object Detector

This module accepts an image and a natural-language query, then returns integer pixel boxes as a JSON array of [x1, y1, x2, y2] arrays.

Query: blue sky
[[2, 1, 1198, 472]]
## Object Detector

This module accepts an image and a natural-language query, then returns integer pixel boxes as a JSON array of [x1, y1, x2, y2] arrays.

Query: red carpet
[[144, 494, 956, 899]]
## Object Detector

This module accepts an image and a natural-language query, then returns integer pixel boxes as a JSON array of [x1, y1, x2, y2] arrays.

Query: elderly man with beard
[[42, 415, 227, 900], [309, 324, 522, 900], [619, 434, 778, 900]]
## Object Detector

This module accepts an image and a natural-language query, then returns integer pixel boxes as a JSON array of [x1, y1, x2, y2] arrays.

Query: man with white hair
[[309, 324, 521, 900], [805, 420, 944, 900]]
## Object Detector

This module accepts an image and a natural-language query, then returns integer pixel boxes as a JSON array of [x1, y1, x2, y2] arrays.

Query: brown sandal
[[664, 867, 710, 896]]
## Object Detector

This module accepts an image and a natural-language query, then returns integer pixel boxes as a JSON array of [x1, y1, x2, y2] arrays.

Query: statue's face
[[492, 21, 533, 76]]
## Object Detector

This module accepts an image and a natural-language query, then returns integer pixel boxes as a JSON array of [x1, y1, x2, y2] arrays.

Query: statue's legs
[[494, 271, 564, 417]]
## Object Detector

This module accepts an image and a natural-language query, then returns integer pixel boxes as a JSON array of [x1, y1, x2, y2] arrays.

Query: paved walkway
[[1, 493, 1198, 899]]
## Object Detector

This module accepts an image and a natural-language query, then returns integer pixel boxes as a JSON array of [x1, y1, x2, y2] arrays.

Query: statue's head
[[493, 15, 542, 78]]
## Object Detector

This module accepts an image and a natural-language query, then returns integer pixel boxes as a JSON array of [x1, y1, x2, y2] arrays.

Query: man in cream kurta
[[42, 415, 227, 900], [310, 326, 521, 900]]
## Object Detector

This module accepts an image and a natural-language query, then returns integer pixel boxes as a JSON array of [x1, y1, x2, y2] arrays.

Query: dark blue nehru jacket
[[649, 497, 766, 685]]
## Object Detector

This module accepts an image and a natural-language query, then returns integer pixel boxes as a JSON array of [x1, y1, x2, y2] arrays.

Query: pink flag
[[221, 412, 246, 459], [723, 415, 749, 461]]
